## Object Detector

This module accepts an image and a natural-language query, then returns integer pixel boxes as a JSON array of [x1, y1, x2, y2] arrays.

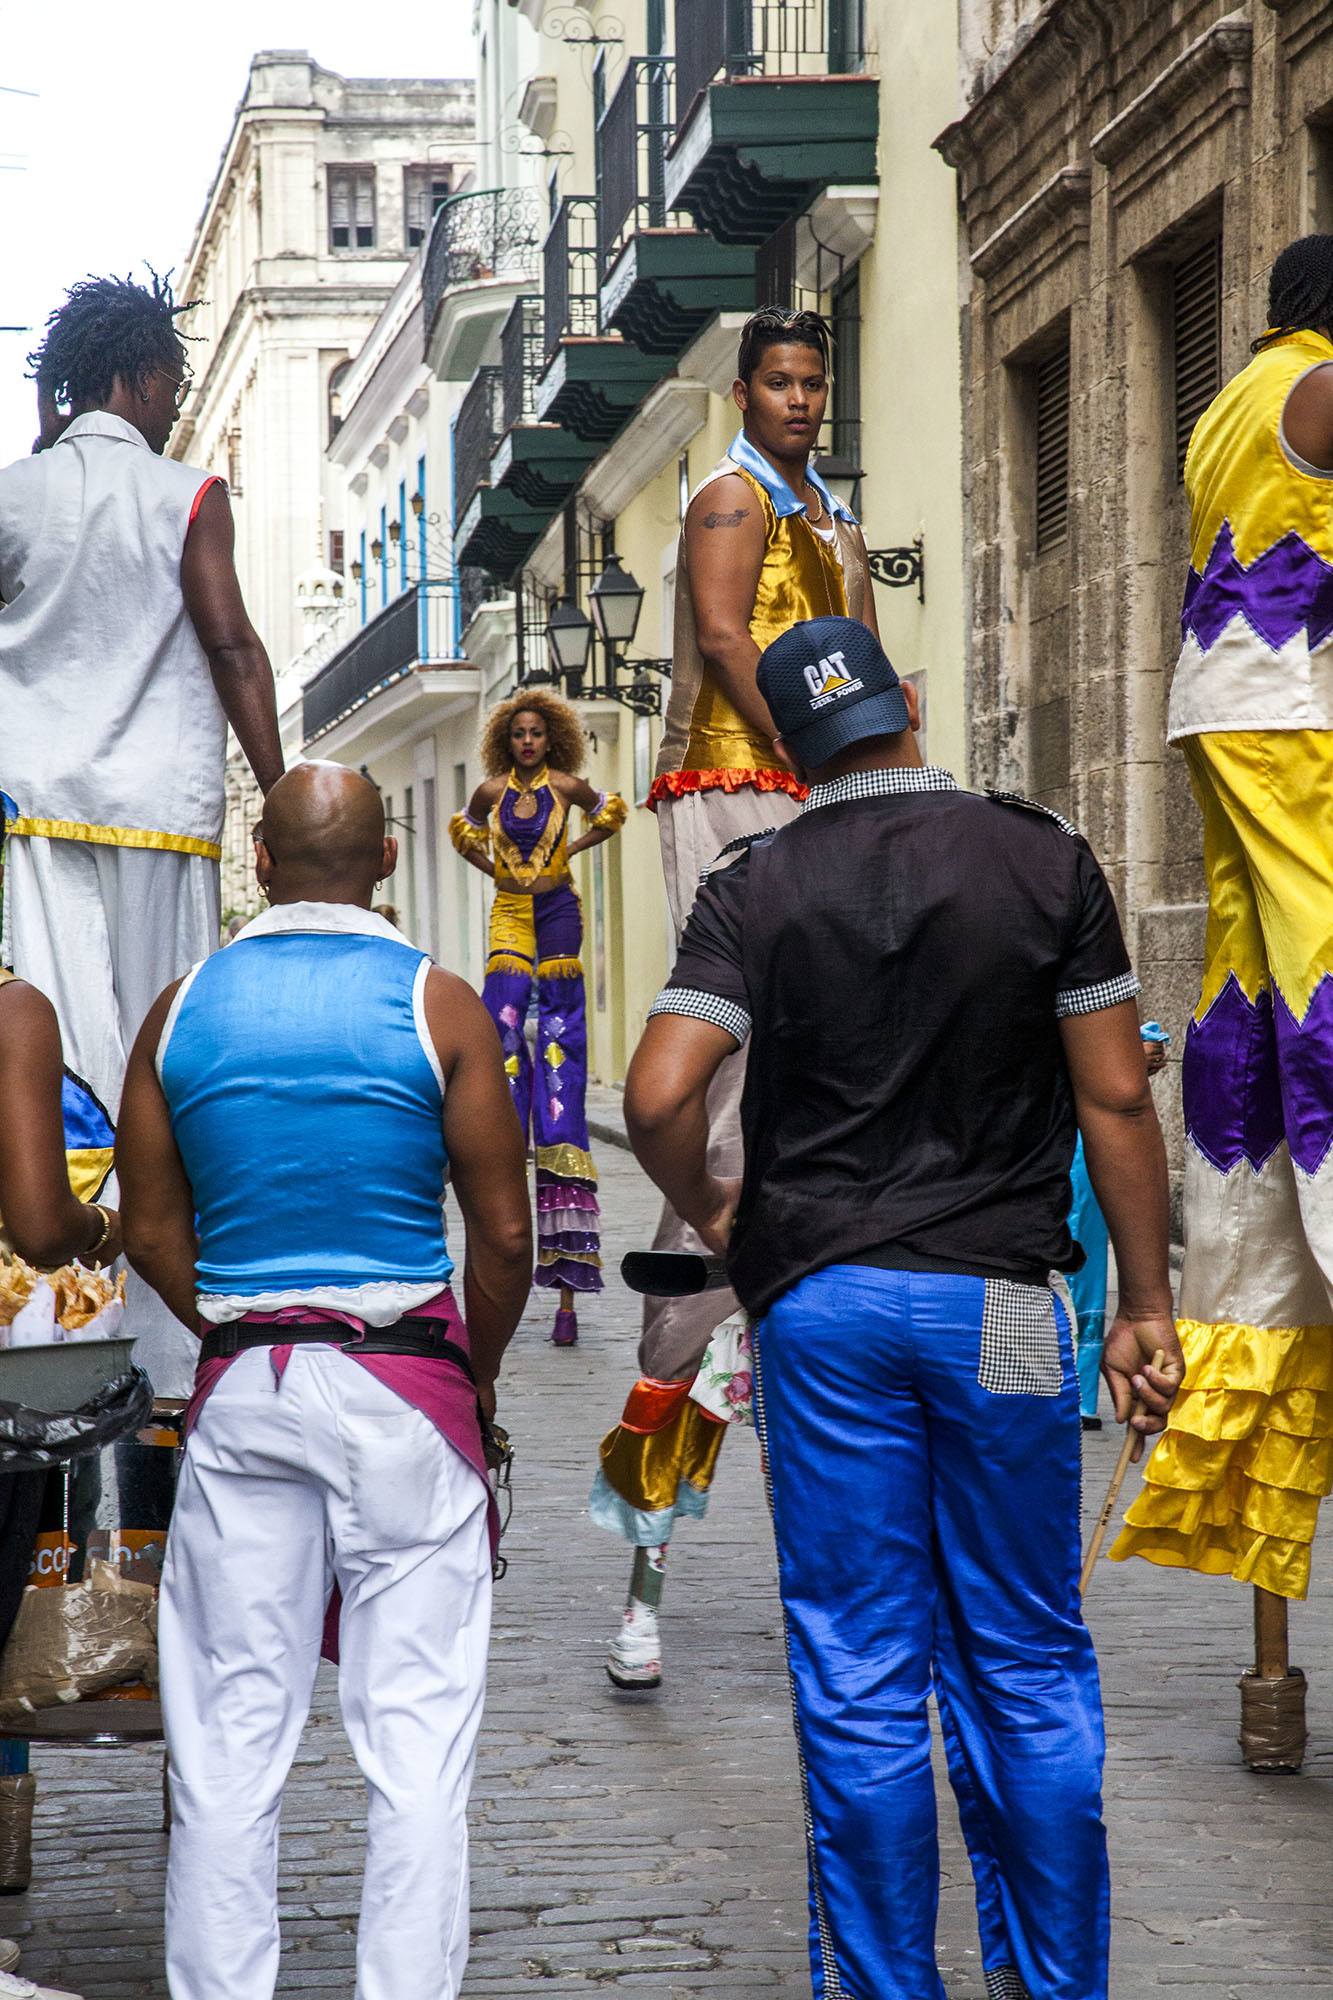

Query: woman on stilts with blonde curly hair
[[450, 691, 626, 1345]]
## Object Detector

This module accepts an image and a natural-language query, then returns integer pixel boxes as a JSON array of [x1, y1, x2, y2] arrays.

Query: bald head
[[255, 763, 392, 905]]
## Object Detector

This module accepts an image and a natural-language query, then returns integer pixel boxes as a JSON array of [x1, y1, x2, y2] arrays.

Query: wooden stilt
[[1239, 1586, 1307, 1774]]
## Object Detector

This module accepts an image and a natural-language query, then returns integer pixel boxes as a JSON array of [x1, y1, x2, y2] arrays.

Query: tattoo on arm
[[701, 506, 751, 530]]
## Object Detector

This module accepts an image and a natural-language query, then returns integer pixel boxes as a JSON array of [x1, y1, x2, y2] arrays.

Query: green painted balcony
[[666, 0, 878, 245], [597, 55, 755, 356]]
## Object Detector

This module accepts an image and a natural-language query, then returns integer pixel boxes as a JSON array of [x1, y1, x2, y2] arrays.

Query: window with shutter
[[329, 167, 376, 252], [1034, 343, 1070, 556], [329, 530, 344, 575], [1172, 237, 1221, 478], [227, 429, 243, 499], [405, 166, 451, 248]]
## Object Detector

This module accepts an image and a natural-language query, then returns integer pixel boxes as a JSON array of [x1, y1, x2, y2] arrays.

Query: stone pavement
[[7, 1101, 1333, 1998]]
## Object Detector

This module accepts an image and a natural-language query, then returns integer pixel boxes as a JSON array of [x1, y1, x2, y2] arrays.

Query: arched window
[[328, 359, 351, 445]]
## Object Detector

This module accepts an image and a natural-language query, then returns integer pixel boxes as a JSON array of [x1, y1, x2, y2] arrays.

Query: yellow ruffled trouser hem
[[1110, 1318, 1333, 1600], [599, 1399, 726, 1517]]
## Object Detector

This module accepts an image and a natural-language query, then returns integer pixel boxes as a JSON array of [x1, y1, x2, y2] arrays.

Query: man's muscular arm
[[117, 983, 202, 1332], [683, 473, 776, 743], [424, 968, 531, 1409], [182, 482, 284, 796], [1282, 360, 1333, 472]]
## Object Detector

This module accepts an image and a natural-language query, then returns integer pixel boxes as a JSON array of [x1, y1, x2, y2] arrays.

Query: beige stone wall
[[939, 0, 1333, 1223]]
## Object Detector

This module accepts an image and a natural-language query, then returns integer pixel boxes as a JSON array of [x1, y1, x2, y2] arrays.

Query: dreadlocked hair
[[27, 271, 197, 407], [1252, 235, 1333, 353], [480, 688, 587, 779], [736, 305, 832, 382]]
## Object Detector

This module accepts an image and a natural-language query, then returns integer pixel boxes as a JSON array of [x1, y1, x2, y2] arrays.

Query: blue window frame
[[379, 504, 388, 603], [359, 529, 367, 625], [398, 478, 408, 592]]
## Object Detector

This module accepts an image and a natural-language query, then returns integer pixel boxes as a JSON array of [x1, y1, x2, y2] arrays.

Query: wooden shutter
[[1173, 237, 1221, 478], [1034, 343, 1070, 555]]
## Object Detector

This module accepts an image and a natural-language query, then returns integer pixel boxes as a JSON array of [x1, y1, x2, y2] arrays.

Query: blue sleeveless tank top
[[160, 928, 452, 1298]]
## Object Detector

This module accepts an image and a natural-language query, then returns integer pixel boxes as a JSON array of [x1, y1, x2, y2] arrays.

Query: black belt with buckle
[[198, 1315, 476, 1382]]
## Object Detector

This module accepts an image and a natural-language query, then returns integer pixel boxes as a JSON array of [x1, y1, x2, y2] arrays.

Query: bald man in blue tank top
[[115, 763, 533, 2000]]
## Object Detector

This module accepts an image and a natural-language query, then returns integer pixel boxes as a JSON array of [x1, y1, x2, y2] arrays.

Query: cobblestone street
[[7, 1105, 1333, 1998]]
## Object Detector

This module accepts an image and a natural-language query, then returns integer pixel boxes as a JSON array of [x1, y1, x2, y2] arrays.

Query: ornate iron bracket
[[865, 536, 925, 605]]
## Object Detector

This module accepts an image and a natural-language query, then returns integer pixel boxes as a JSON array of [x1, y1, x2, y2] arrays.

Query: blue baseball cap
[[757, 617, 911, 769]]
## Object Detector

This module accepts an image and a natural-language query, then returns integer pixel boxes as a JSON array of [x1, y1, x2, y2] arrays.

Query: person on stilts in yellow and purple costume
[[1111, 237, 1333, 1770], [450, 692, 626, 1347]]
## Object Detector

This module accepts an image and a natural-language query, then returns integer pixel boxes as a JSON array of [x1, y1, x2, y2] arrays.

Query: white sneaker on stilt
[[0, 1971, 86, 2000], [606, 1601, 662, 1690]]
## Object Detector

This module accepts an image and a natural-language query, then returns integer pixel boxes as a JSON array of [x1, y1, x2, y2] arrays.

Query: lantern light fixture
[[409, 489, 425, 518], [546, 595, 595, 691], [388, 518, 402, 546], [588, 553, 644, 649], [370, 536, 384, 563]]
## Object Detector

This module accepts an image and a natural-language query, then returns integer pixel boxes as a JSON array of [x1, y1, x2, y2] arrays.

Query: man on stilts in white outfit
[[0, 271, 284, 1398], [116, 763, 533, 2000]]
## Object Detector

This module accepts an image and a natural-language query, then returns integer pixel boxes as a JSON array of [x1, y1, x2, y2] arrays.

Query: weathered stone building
[[938, 0, 1333, 1207]]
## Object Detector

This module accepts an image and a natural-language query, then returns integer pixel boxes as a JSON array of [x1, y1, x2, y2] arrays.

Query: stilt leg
[[1239, 1586, 1307, 1773], [606, 1543, 667, 1691]]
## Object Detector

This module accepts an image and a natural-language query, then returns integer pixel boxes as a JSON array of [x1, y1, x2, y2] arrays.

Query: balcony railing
[[543, 196, 601, 361], [423, 187, 545, 340], [597, 57, 680, 281], [453, 365, 503, 526], [500, 294, 545, 432], [302, 582, 460, 741], [460, 564, 506, 636], [675, 0, 867, 125]]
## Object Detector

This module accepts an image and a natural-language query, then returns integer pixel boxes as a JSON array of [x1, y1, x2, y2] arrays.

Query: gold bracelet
[[82, 1202, 113, 1264]]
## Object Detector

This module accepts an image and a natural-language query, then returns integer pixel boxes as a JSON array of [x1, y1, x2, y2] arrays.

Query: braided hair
[[1253, 235, 1333, 353], [26, 271, 197, 407], [736, 306, 832, 382]]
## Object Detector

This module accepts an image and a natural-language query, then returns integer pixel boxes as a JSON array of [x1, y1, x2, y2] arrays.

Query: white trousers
[[159, 1348, 493, 2000], [1, 834, 220, 1394]]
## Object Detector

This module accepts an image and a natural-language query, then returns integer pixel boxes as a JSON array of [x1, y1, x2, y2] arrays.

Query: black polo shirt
[[650, 766, 1140, 1319]]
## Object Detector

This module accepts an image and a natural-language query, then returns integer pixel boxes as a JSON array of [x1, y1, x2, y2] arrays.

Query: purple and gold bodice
[[490, 770, 570, 893]]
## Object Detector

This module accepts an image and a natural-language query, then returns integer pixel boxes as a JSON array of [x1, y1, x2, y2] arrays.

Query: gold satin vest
[[654, 462, 865, 795]]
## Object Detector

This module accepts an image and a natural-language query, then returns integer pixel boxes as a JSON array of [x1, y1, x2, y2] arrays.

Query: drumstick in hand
[[1079, 1348, 1166, 1597]]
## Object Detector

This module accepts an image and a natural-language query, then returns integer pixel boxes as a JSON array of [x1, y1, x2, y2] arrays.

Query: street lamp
[[546, 595, 595, 695], [588, 553, 644, 651], [388, 519, 402, 546], [370, 535, 384, 563], [349, 559, 363, 583], [409, 489, 425, 518]]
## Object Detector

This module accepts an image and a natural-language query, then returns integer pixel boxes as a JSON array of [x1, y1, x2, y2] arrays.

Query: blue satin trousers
[[753, 1265, 1109, 2000]]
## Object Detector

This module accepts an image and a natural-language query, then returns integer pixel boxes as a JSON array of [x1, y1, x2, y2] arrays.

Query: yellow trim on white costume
[[5, 816, 222, 862]]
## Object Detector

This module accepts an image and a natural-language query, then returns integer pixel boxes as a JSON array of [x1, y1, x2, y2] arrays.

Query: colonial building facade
[[939, 0, 1333, 1202]]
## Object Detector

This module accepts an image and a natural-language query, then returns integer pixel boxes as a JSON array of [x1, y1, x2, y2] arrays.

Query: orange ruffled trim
[[648, 768, 809, 811], [1110, 1318, 1333, 1601]]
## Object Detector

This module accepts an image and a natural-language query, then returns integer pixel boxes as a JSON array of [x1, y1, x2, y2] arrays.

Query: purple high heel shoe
[[551, 1306, 579, 1347]]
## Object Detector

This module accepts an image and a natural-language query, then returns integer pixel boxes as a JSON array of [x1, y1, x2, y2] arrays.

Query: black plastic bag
[[0, 1368, 154, 1472]]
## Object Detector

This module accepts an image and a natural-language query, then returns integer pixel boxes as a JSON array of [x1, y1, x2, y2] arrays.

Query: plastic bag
[[0, 1558, 158, 1725], [0, 1368, 154, 1473]]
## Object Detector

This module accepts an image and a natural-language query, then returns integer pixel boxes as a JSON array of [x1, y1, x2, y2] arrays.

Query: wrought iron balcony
[[491, 293, 596, 513], [453, 366, 503, 529], [500, 293, 545, 433], [537, 192, 672, 443], [668, 0, 877, 244], [676, 0, 867, 113], [596, 53, 755, 355], [423, 187, 546, 380], [302, 583, 461, 744], [543, 196, 602, 361]]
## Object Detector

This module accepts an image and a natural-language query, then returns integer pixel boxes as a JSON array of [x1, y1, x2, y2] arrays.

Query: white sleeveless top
[[0, 412, 226, 856]]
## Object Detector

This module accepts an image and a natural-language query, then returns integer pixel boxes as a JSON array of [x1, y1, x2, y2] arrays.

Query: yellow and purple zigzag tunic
[[1113, 330, 1333, 1598]]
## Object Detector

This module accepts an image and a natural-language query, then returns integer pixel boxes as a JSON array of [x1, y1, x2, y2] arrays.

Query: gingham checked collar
[[801, 765, 959, 813]]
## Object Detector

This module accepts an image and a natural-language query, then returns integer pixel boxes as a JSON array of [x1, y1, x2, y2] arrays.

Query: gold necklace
[[510, 764, 548, 821]]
